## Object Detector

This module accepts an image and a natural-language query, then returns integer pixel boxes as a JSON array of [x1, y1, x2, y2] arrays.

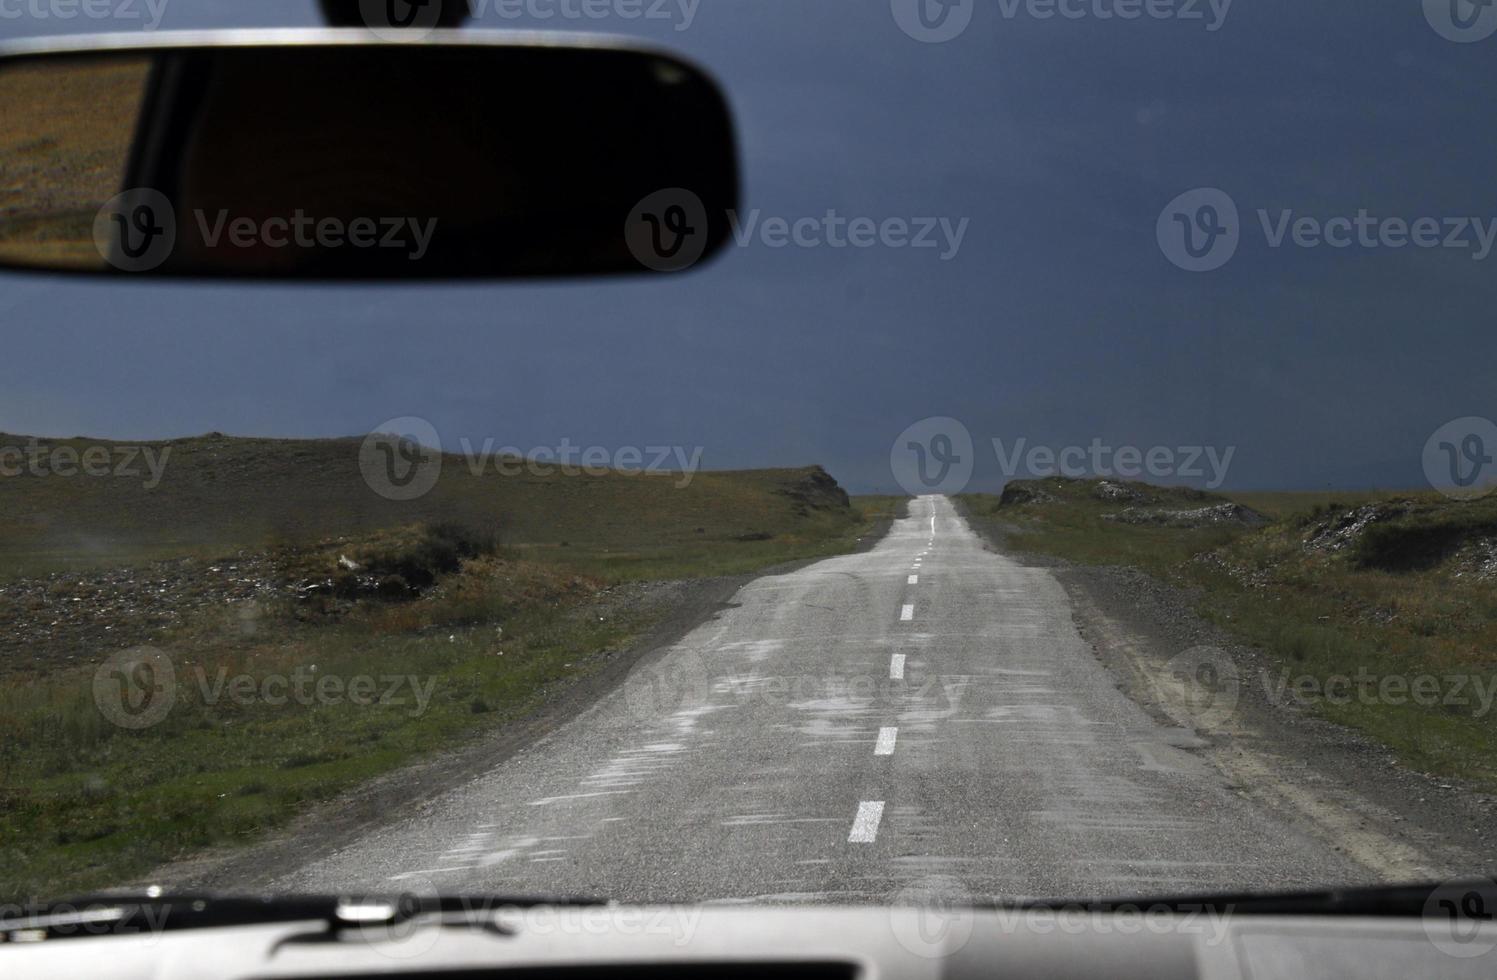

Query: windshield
[[3, 0, 1496, 915]]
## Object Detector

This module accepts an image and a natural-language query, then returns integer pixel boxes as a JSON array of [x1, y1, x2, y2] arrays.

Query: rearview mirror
[[0, 31, 739, 279]]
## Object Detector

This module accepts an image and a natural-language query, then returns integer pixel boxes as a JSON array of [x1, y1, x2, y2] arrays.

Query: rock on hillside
[[776, 466, 852, 516]]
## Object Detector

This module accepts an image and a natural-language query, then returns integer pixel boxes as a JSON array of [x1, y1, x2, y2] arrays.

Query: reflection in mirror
[[0, 56, 152, 270], [0, 40, 739, 279]]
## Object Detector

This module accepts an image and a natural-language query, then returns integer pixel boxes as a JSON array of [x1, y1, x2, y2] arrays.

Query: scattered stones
[[1302, 502, 1414, 554], [1105, 503, 1269, 528], [0, 553, 290, 675]]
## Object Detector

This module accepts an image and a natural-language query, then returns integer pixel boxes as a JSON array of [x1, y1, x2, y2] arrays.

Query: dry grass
[[0, 432, 895, 900], [0, 54, 151, 268], [963, 479, 1497, 790]]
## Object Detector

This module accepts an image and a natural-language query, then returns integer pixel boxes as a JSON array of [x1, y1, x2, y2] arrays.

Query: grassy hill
[[0, 432, 865, 582], [0, 431, 896, 899], [963, 478, 1497, 791]]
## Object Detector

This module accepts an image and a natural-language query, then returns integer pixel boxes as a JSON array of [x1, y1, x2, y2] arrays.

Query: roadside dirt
[[140, 516, 898, 893], [960, 512, 1497, 884]]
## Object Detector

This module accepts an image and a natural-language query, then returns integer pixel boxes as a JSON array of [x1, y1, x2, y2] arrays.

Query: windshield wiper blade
[[0, 892, 608, 943], [998, 880, 1497, 919]]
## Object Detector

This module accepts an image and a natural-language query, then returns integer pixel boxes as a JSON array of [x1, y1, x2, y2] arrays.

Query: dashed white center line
[[907, 574, 919, 585], [889, 654, 905, 679], [874, 727, 898, 755], [900, 603, 915, 621], [848, 801, 885, 842]]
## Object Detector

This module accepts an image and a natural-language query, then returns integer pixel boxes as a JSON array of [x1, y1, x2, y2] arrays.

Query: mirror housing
[[0, 31, 739, 280]]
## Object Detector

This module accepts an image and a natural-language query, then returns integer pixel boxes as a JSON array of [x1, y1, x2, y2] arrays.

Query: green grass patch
[[961, 478, 1497, 791], [0, 433, 899, 900]]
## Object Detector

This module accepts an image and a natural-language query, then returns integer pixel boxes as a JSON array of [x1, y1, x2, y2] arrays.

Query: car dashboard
[[5, 904, 1495, 980]]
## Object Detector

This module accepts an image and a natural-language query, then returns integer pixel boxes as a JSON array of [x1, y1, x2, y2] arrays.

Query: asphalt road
[[274, 495, 1364, 903]]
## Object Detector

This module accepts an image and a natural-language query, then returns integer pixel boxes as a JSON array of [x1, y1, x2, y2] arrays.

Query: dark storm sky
[[3, 0, 1495, 492]]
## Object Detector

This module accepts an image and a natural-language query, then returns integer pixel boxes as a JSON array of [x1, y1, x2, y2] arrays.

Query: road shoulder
[[956, 505, 1497, 884], [142, 514, 902, 892]]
